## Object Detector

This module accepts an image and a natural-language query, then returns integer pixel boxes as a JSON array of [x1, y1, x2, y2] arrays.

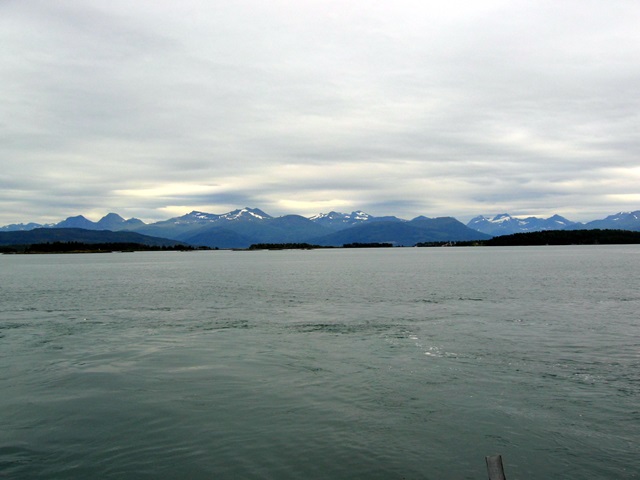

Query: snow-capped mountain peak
[[175, 208, 272, 224], [308, 210, 375, 230], [221, 207, 271, 221], [178, 211, 218, 223], [309, 211, 344, 221], [351, 211, 373, 221], [583, 210, 640, 230], [491, 213, 513, 224], [467, 213, 579, 235], [607, 211, 639, 221]]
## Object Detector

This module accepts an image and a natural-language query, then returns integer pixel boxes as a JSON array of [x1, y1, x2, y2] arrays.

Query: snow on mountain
[[548, 214, 573, 226], [602, 211, 639, 222], [308, 211, 369, 230], [4, 208, 640, 239], [467, 213, 578, 235], [0, 222, 46, 232], [583, 210, 640, 231], [168, 208, 272, 225], [167, 211, 217, 224], [170, 208, 272, 224], [309, 211, 371, 222], [127, 208, 276, 244], [351, 211, 373, 221], [220, 208, 271, 221], [308, 210, 400, 230]]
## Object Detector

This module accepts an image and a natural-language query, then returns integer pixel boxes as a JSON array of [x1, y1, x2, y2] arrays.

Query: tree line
[[6, 241, 199, 254], [417, 229, 640, 247]]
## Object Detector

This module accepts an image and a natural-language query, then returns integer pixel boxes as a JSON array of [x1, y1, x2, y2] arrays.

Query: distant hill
[[0, 222, 49, 232], [176, 214, 333, 249], [311, 217, 490, 246], [179, 228, 255, 250], [95, 213, 145, 230], [132, 213, 487, 248], [54, 213, 145, 230], [0, 228, 187, 248], [54, 215, 97, 229], [0, 213, 144, 232]]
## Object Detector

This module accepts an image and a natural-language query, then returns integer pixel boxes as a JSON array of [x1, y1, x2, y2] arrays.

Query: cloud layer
[[2, 0, 639, 224]]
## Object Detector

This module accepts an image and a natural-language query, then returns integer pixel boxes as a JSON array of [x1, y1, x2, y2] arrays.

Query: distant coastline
[[3, 207, 640, 250], [3, 229, 640, 254], [0, 242, 204, 255]]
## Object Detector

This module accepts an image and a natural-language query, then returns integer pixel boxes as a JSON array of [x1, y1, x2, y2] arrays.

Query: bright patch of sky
[[1, 0, 639, 224]]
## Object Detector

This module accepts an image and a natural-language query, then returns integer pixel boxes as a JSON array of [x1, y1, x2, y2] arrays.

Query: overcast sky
[[1, 0, 639, 225]]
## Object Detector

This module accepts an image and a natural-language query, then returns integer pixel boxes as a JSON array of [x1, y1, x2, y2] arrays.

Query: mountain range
[[467, 211, 640, 236], [2, 208, 639, 249]]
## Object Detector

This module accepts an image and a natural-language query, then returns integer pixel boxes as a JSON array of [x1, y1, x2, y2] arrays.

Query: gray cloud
[[1, 0, 639, 224]]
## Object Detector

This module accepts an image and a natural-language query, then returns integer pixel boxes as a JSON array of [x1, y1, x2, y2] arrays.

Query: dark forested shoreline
[[0, 242, 201, 254], [417, 229, 640, 247]]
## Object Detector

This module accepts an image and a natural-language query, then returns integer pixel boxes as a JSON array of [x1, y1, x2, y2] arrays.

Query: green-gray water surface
[[1, 246, 639, 479]]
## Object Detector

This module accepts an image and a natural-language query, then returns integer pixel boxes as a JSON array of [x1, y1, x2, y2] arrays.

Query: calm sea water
[[1, 247, 639, 479]]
